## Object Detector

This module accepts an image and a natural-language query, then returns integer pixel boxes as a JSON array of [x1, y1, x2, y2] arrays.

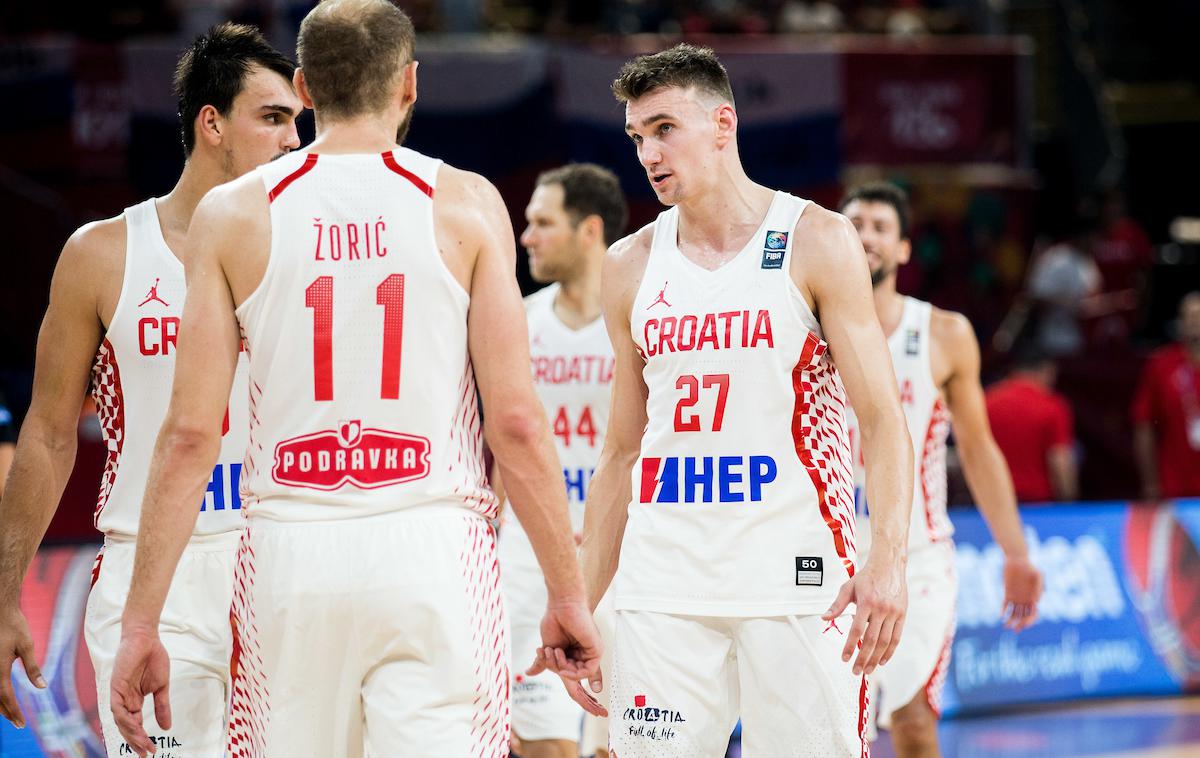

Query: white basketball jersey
[[234, 148, 496, 522], [614, 191, 857, 617], [499, 284, 613, 550], [847, 296, 953, 552], [91, 199, 250, 538]]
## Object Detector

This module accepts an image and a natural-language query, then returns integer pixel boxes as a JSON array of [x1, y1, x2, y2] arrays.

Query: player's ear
[[294, 68, 316, 110], [400, 61, 418, 110], [898, 237, 912, 265], [580, 214, 604, 246], [196, 104, 223, 150], [714, 102, 737, 149]]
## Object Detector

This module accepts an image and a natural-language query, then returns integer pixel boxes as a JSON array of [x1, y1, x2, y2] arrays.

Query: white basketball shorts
[[226, 509, 509, 757], [608, 610, 868, 757], [872, 538, 957, 726], [499, 516, 583, 743], [86, 531, 239, 758]]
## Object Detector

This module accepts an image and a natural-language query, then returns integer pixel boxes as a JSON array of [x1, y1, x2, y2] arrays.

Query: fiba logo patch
[[906, 329, 921, 356], [761, 230, 788, 269]]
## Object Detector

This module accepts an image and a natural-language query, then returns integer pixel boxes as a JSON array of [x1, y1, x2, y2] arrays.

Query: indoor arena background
[[1, 1, 1198, 756]]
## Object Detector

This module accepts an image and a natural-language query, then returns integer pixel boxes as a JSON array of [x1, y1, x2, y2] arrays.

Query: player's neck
[[873, 281, 905, 338], [155, 157, 227, 257], [309, 113, 401, 154], [675, 171, 773, 254], [554, 259, 603, 329]]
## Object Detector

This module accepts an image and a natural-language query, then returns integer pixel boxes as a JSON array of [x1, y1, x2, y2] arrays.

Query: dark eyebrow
[[260, 104, 297, 117], [624, 113, 674, 133]]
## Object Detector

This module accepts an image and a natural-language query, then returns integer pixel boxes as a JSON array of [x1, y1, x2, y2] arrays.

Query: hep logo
[[272, 420, 431, 490]]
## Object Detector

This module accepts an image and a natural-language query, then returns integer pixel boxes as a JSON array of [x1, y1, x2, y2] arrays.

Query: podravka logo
[[272, 420, 431, 490]]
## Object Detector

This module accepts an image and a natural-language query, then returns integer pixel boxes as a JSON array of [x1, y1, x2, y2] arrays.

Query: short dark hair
[[174, 22, 295, 157], [612, 44, 735, 107], [839, 182, 911, 239], [298, 0, 416, 121], [537, 164, 629, 247]]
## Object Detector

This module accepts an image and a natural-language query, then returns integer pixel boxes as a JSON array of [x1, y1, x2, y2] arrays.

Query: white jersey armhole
[[781, 199, 822, 336], [100, 210, 136, 344]]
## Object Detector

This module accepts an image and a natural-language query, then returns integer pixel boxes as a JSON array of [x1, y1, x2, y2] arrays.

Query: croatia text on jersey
[[639, 455, 778, 504], [642, 309, 774, 357], [271, 420, 431, 490]]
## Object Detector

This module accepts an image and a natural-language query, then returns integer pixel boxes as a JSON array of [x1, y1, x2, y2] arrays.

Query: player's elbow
[[18, 409, 80, 456], [485, 406, 545, 454], [860, 404, 913, 466], [155, 418, 221, 461]]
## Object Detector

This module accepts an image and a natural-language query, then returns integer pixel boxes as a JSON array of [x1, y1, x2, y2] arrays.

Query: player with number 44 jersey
[[108, 3, 601, 757], [498, 164, 627, 758]]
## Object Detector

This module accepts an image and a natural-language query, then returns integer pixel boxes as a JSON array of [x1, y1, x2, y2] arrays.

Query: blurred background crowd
[[1, 0, 1198, 542]]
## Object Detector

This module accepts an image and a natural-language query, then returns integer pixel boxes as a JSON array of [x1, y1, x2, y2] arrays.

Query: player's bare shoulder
[[602, 222, 654, 312], [929, 306, 978, 354], [57, 213, 128, 328], [432, 164, 511, 287], [788, 202, 870, 312], [790, 202, 862, 270], [192, 170, 272, 305], [929, 305, 980, 385]]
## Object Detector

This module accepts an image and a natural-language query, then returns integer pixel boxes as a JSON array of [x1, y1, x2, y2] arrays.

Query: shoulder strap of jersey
[[648, 206, 679, 256]]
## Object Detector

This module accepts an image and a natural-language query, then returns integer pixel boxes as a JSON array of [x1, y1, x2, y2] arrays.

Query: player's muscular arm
[[937, 312, 1041, 630], [795, 207, 911, 676], [0, 221, 118, 726], [111, 183, 253, 755], [444, 169, 600, 689], [447, 169, 581, 601], [580, 232, 650, 611], [121, 184, 251, 632]]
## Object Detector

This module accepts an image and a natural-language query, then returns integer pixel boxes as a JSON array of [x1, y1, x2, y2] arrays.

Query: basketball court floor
[[863, 696, 1200, 758]]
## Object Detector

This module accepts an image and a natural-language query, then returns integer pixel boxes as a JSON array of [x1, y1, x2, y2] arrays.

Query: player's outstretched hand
[[527, 599, 607, 717], [1001, 554, 1042, 631], [110, 629, 172, 757], [823, 556, 907, 676], [0, 606, 46, 728]]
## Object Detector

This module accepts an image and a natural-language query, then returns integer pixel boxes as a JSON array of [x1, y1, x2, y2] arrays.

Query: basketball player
[[499, 164, 626, 758], [840, 182, 1043, 758], [571, 45, 913, 756], [0, 24, 301, 754], [108, 2, 600, 756]]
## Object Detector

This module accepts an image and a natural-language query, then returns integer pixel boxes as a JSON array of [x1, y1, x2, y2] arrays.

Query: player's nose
[[638, 143, 661, 169], [282, 121, 301, 151]]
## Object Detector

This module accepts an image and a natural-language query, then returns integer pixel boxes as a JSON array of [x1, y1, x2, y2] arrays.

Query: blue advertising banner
[[943, 499, 1200, 716]]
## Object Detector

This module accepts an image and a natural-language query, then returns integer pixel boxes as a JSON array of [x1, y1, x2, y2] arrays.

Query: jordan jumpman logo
[[647, 281, 671, 310], [138, 277, 169, 307]]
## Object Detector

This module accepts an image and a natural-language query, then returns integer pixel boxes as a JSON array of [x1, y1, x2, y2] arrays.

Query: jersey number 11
[[305, 274, 405, 401]]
